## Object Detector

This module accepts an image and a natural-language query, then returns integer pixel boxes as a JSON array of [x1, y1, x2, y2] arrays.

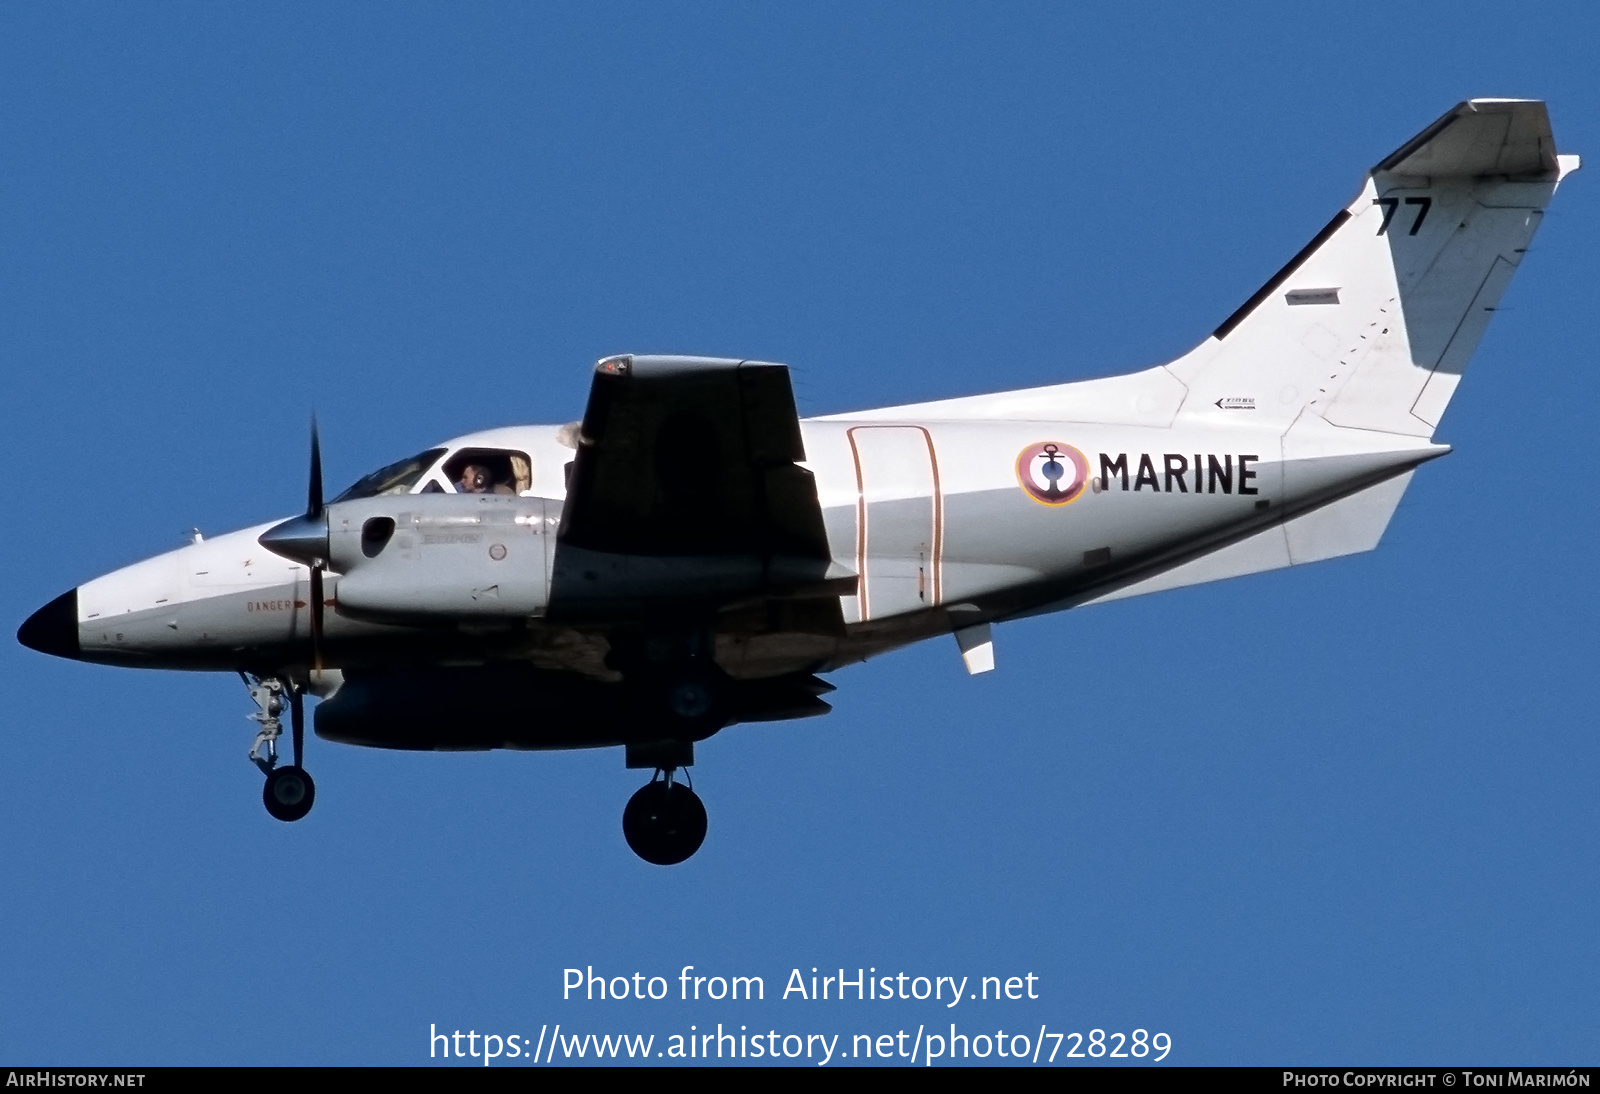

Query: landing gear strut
[[622, 769, 707, 866], [243, 672, 316, 823]]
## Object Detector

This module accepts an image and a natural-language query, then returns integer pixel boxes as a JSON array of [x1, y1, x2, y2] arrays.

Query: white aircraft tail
[[827, 100, 1577, 437], [1169, 99, 1579, 436], [828, 101, 1577, 612]]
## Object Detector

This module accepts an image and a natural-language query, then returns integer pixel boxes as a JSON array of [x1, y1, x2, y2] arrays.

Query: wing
[[557, 353, 832, 570]]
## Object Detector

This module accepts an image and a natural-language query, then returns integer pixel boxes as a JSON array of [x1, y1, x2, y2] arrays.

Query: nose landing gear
[[622, 770, 707, 866], [243, 672, 316, 823], [264, 764, 316, 822]]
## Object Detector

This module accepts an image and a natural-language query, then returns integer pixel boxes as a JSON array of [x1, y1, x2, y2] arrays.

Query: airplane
[[18, 99, 1579, 865]]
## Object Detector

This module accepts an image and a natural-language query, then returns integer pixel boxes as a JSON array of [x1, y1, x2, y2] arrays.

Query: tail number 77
[[1375, 195, 1431, 236]]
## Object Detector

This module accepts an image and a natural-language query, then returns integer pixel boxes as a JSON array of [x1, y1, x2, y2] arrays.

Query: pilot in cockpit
[[457, 463, 494, 494], [444, 450, 529, 495]]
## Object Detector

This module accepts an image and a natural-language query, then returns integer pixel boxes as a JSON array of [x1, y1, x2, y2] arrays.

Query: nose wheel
[[264, 765, 316, 822], [622, 773, 707, 865], [243, 673, 317, 823]]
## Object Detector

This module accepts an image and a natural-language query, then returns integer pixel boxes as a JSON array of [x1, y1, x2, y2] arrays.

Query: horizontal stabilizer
[[1376, 99, 1558, 179]]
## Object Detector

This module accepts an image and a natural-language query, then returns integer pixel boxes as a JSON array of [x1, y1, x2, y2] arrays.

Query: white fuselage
[[64, 402, 1440, 683]]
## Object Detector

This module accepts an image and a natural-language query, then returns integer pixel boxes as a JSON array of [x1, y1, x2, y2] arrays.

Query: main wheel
[[622, 781, 707, 865], [263, 765, 316, 822]]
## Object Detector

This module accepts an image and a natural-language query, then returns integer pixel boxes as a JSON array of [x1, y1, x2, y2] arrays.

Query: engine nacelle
[[325, 494, 556, 623], [314, 663, 835, 751]]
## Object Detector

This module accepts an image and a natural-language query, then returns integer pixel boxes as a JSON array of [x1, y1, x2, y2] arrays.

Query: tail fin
[[1170, 99, 1578, 436]]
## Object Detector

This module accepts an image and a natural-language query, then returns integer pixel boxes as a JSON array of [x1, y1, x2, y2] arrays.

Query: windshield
[[332, 448, 447, 502]]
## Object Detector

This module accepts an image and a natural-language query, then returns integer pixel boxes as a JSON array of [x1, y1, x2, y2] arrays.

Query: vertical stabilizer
[[1168, 100, 1578, 437]]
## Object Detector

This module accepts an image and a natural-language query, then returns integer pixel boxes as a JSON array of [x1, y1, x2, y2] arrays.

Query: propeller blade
[[309, 564, 325, 673], [290, 685, 305, 769], [308, 416, 324, 518]]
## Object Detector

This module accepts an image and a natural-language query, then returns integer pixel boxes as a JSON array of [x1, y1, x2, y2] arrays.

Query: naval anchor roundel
[[1016, 442, 1089, 507]]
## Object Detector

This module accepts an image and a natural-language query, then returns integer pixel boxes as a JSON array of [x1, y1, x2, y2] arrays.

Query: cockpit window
[[442, 449, 533, 495], [332, 448, 448, 502]]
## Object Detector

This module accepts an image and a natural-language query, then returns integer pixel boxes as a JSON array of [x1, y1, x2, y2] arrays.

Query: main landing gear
[[622, 769, 707, 866], [617, 654, 721, 866], [244, 673, 316, 823]]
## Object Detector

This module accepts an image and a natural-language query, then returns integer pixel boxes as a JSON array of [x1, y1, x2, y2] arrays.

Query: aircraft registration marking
[[1374, 194, 1432, 236]]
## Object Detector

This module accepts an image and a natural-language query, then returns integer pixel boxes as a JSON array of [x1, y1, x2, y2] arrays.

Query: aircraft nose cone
[[18, 589, 81, 660]]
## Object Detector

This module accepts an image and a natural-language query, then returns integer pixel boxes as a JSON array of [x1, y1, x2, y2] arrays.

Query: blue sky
[[2, 2, 1597, 1066]]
